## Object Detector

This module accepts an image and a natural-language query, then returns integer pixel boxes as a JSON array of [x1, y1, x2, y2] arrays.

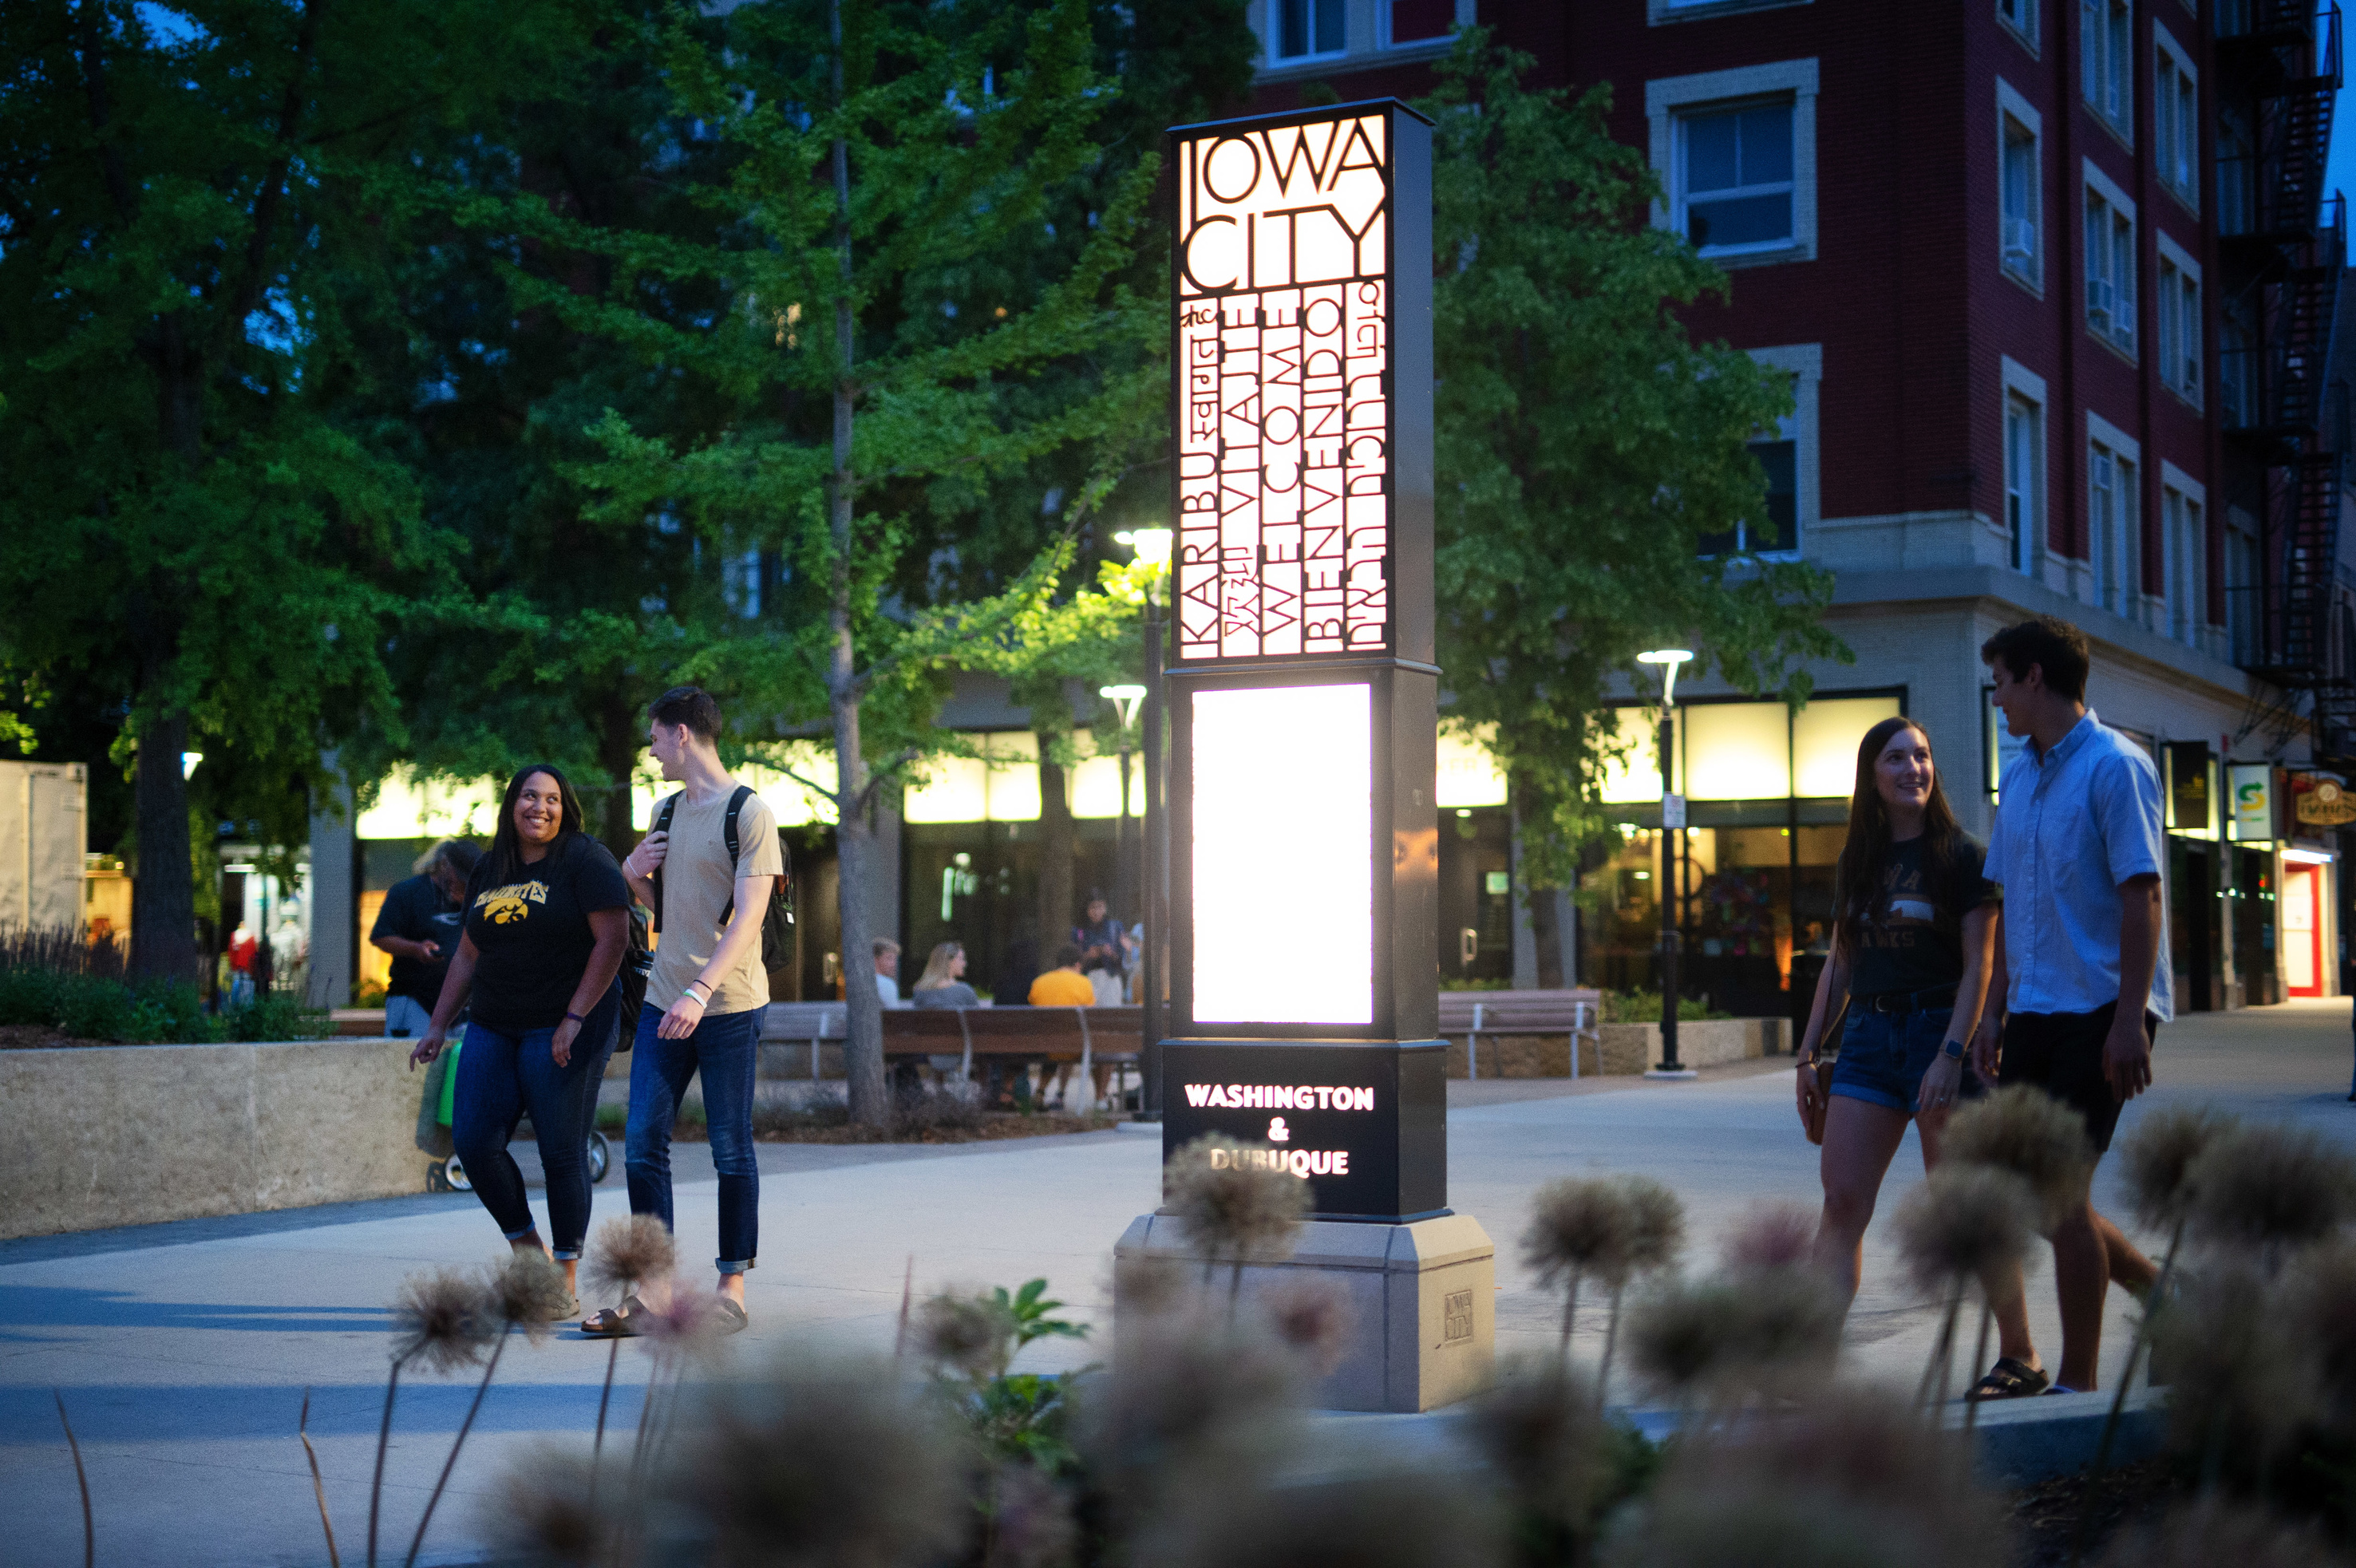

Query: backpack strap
[[719, 784, 753, 925], [650, 792, 680, 932]]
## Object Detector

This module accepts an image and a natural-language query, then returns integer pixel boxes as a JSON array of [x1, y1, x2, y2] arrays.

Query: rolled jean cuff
[[551, 1248, 582, 1262], [716, 1258, 755, 1276], [503, 1223, 539, 1242]]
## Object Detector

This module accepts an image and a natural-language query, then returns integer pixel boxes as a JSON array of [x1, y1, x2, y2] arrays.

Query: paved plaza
[[3, 1002, 2352, 1565]]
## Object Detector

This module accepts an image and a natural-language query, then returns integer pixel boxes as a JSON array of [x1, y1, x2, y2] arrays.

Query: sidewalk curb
[[1300, 1385, 2168, 1489]]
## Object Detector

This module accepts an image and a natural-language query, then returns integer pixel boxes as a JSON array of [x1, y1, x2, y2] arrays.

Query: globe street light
[[1636, 650, 1695, 1078], [1115, 530, 1172, 1119]]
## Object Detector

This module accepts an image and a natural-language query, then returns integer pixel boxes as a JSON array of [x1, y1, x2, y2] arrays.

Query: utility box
[[0, 760, 88, 932]]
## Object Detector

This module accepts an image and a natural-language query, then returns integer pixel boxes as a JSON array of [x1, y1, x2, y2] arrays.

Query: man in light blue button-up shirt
[[1971, 616, 2164, 1396]]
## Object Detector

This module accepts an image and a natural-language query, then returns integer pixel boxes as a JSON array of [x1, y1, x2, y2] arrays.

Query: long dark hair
[[484, 764, 586, 887], [1832, 717, 1964, 954]]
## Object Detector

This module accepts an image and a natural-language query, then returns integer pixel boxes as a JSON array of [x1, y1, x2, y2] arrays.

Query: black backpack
[[650, 784, 795, 990]]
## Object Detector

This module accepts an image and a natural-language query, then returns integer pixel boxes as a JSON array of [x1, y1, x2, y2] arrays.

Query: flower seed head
[[916, 1287, 1017, 1384], [1524, 1179, 1632, 1290], [1134, 1465, 1504, 1568], [490, 1251, 572, 1342], [1262, 1277, 1354, 1376], [1467, 1357, 1610, 1537], [2185, 1123, 2356, 1259], [1893, 1165, 2038, 1293], [1618, 1176, 1686, 1278], [583, 1215, 675, 1301], [390, 1266, 497, 1374], [2120, 1105, 2235, 1230], [1939, 1085, 2094, 1234], [1164, 1135, 1310, 1266], [1719, 1200, 1817, 1274]]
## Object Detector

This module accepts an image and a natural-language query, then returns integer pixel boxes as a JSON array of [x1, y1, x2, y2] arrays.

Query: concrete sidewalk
[[3, 1001, 2349, 1566]]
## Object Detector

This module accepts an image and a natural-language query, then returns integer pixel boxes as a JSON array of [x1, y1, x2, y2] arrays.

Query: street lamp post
[[1637, 650, 1695, 1078], [1115, 527, 1172, 1120]]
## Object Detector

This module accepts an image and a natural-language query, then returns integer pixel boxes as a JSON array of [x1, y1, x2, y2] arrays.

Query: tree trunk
[[828, 0, 886, 1128], [131, 703, 197, 984], [1530, 889, 1565, 989], [1037, 733, 1074, 965], [595, 685, 642, 861]]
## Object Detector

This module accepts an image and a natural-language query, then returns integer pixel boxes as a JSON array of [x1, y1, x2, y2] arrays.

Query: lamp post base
[[1113, 1211, 1495, 1412], [1642, 1067, 1700, 1080]]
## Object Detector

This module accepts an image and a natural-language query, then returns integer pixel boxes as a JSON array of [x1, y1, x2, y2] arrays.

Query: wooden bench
[[882, 1005, 1144, 1086], [1436, 989, 1603, 1080]]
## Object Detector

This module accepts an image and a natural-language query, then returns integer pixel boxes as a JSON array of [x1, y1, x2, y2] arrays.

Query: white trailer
[[0, 760, 87, 932]]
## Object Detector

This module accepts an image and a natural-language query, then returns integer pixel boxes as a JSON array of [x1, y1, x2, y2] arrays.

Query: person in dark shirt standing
[[1793, 717, 2025, 1387], [372, 839, 478, 1038], [407, 767, 630, 1313]]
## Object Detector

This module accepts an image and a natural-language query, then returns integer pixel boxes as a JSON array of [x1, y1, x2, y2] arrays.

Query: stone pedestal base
[[1113, 1212, 1496, 1412]]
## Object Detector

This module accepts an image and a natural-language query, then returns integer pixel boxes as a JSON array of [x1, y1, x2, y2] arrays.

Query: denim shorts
[[1828, 1003, 1986, 1117]]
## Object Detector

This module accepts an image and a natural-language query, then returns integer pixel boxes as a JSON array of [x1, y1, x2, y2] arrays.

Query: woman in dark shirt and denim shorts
[[1794, 717, 2045, 1396]]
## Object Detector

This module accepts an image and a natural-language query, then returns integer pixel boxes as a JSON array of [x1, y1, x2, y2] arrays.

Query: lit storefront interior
[[1583, 693, 1903, 1021]]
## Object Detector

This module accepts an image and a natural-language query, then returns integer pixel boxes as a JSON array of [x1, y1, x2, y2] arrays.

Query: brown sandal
[[581, 1294, 648, 1337]]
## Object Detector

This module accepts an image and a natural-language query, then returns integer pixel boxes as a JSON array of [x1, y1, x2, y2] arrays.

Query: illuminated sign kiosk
[[1114, 101, 1496, 1413]]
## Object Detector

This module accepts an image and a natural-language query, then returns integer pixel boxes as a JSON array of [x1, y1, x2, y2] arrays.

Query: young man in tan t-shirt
[[586, 685, 782, 1337]]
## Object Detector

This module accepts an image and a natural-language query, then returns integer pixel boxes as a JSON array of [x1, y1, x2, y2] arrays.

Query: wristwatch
[[1940, 1037, 1966, 1060]]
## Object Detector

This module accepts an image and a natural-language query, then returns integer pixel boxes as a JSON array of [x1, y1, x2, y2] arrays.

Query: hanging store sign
[[2295, 774, 2356, 827], [2229, 763, 2277, 842], [1174, 108, 1397, 661]]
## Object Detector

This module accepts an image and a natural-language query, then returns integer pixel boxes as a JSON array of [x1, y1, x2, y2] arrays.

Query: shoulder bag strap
[[650, 793, 679, 932], [719, 784, 753, 924]]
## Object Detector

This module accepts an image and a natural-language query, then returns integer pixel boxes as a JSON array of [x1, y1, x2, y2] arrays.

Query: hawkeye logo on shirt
[[474, 881, 550, 926]]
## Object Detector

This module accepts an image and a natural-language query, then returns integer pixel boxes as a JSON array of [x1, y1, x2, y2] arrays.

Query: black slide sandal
[[1967, 1356, 2050, 1401]]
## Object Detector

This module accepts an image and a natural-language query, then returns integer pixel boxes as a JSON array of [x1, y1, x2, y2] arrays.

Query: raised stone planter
[[0, 1038, 431, 1239], [1445, 1017, 1785, 1077]]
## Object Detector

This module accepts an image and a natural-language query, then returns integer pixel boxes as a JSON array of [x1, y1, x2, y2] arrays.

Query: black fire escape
[[2219, 2, 2351, 758]]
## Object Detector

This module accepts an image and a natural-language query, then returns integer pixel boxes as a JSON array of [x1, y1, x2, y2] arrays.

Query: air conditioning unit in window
[[2087, 277, 2114, 331], [2003, 218, 2038, 266]]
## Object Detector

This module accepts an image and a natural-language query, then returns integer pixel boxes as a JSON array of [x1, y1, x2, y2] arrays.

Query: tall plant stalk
[[1556, 1267, 1583, 1359], [1961, 1302, 1994, 1442], [1595, 1283, 1627, 1413], [1915, 1282, 1965, 1414], [404, 1332, 510, 1567], [2069, 1212, 2188, 1565], [367, 1358, 406, 1568], [300, 1388, 340, 1567], [55, 1390, 92, 1568]]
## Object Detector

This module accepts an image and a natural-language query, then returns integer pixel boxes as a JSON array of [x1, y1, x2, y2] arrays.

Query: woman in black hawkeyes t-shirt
[[412, 765, 631, 1310]]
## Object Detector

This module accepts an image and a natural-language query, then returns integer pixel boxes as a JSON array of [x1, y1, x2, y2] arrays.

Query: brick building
[[1243, 0, 2355, 1016]]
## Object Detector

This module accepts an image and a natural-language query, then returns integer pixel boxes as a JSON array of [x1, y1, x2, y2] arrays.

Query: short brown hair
[[1053, 943, 1083, 969], [872, 937, 901, 959], [1981, 616, 2090, 702], [649, 685, 722, 740]]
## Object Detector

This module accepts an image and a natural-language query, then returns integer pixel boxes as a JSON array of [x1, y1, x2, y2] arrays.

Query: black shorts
[[1997, 1001, 2156, 1155]]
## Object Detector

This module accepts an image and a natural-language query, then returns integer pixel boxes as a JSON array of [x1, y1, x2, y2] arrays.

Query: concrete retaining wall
[[1445, 1017, 1785, 1078], [0, 1038, 432, 1239]]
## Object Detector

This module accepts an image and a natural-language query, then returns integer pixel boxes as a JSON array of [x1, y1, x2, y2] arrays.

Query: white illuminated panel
[[1176, 112, 1393, 660], [1792, 697, 1903, 798], [1192, 684, 1372, 1024], [1597, 708, 1670, 804], [357, 768, 500, 839], [1685, 703, 1791, 801], [1436, 724, 1508, 808]]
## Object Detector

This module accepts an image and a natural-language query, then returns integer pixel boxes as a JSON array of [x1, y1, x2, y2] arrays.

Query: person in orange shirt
[[1028, 945, 1096, 1006]]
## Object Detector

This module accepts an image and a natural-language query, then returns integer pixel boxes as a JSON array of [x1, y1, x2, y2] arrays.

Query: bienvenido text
[[1182, 1084, 1376, 1111]]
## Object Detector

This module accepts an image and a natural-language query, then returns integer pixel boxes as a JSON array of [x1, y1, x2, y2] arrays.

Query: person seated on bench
[[1028, 945, 1095, 1007], [911, 942, 980, 1009], [1031, 946, 1109, 1110]]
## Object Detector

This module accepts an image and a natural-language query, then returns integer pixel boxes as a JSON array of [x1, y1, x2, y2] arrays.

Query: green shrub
[[1601, 991, 1734, 1025], [0, 932, 330, 1045]]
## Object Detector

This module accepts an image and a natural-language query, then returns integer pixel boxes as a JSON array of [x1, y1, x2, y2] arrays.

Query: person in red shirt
[[227, 923, 259, 1007]]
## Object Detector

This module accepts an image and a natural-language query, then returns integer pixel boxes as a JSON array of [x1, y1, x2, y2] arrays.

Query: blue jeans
[[449, 985, 621, 1259], [625, 1004, 764, 1273], [1828, 1003, 1986, 1118]]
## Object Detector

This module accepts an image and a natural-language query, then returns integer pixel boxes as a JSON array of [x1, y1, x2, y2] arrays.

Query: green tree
[[0, 1, 589, 978], [530, 0, 1164, 1124], [1420, 35, 1848, 964]]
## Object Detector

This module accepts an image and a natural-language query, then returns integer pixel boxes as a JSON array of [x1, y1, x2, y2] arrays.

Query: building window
[[2156, 237, 2202, 406], [1271, 0, 1344, 61], [1647, 0, 1815, 23], [1999, 85, 2042, 288], [2226, 515, 2259, 665], [2220, 300, 2255, 425], [2217, 111, 2255, 235], [2084, 169, 2137, 356], [1678, 101, 1796, 255], [2154, 26, 2199, 209], [1702, 436, 1797, 556], [1385, 0, 1454, 46], [2089, 432, 2140, 614], [1998, 0, 2038, 50], [2161, 472, 2206, 649], [2005, 391, 2043, 572], [2082, 0, 2133, 140], [1646, 61, 1820, 266]]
